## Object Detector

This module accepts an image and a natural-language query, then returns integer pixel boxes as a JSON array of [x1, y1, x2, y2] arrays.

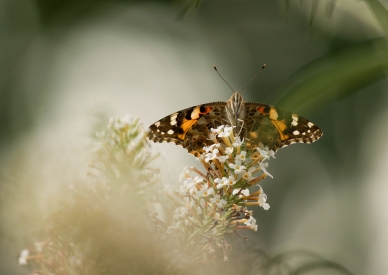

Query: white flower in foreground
[[194, 186, 215, 199], [203, 144, 217, 153], [242, 170, 252, 181], [215, 176, 236, 189], [18, 249, 29, 266], [256, 144, 276, 160], [259, 194, 270, 210], [244, 216, 258, 231], [229, 160, 246, 174], [235, 151, 247, 162], [225, 147, 234, 155], [259, 162, 273, 178], [232, 137, 244, 147], [217, 155, 228, 163], [210, 195, 227, 208], [205, 149, 219, 163], [180, 178, 196, 195], [179, 166, 191, 182], [225, 176, 236, 186], [193, 176, 205, 184], [218, 125, 234, 138], [211, 125, 225, 135], [214, 177, 229, 189], [232, 188, 250, 197]]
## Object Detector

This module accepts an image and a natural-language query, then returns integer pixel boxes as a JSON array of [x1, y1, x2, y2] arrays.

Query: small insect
[[147, 65, 322, 156]]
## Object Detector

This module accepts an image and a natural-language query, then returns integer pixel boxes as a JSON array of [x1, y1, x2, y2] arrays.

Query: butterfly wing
[[243, 102, 322, 151], [147, 102, 227, 156]]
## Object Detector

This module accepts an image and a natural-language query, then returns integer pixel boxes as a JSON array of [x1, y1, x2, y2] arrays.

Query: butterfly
[[147, 67, 322, 157]]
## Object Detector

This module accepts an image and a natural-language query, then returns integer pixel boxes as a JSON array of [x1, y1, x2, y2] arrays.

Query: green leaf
[[274, 38, 388, 114]]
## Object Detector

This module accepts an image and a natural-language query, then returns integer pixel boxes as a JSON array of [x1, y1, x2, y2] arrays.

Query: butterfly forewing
[[147, 92, 322, 156], [147, 102, 227, 156], [243, 102, 322, 151]]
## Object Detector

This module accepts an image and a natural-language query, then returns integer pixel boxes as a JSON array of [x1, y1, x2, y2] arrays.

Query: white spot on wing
[[308, 122, 314, 128], [293, 130, 300, 135], [155, 121, 161, 127], [167, 130, 174, 135], [291, 121, 298, 126], [170, 113, 178, 126]]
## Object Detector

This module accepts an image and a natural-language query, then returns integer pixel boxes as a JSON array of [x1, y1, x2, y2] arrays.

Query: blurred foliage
[[275, 38, 388, 114], [276, 0, 388, 114], [33, 0, 202, 23]]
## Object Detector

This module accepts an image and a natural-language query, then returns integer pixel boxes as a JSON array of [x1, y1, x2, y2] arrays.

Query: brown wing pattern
[[147, 102, 227, 156], [243, 102, 322, 152], [147, 94, 322, 156]]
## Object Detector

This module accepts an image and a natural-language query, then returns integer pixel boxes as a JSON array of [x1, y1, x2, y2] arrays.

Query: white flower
[[259, 194, 270, 210], [242, 170, 252, 181], [256, 143, 276, 160], [194, 185, 215, 199], [225, 175, 236, 186], [203, 144, 217, 153], [121, 114, 135, 127], [232, 188, 250, 197], [218, 126, 234, 138], [202, 186, 215, 197], [205, 149, 219, 163], [180, 178, 196, 195], [217, 155, 228, 163], [244, 215, 256, 225], [229, 160, 246, 174], [214, 177, 228, 189], [259, 162, 273, 178], [232, 137, 244, 147], [235, 151, 247, 162], [210, 195, 227, 208], [244, 216, 258, 231], [211, 125, 225, 134], [225, 147, 234, 155], [215, 176, 236, 188], [18, 249, 29, 266], [179, 166, 191, 181], [193, 176, 205, 184]]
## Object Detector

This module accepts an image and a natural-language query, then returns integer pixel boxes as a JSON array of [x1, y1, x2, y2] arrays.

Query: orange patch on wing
[[177, 119, 198, 139], [271, 120, 289, 140], [201, 106, 213, 115], [257, 106, 267, 115], [190, 106, 213, 119], [178, 106, 213, 139]]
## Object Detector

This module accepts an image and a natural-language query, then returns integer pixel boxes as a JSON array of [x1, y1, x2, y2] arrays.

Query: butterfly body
[[148, 92, 322, 156]]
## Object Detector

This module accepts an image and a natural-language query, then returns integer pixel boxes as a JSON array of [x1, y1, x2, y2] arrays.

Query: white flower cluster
[[165, 125, 276, 261], [91, 114, 159, 187]]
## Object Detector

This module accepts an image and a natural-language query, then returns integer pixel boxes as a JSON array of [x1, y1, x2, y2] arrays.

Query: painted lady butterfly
[[148, 68, 322, 157]]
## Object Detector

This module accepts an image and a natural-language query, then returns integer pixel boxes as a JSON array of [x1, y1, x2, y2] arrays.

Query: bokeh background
[[2, 0, 388, 274]]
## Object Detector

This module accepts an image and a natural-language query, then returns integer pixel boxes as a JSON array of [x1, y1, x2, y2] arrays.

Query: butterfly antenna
[[239, 64, 266, 92], [213, 65, 235, 92]]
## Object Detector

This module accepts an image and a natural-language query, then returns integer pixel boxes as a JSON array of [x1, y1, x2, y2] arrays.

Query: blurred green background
[[2, 0, 388, 274]]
